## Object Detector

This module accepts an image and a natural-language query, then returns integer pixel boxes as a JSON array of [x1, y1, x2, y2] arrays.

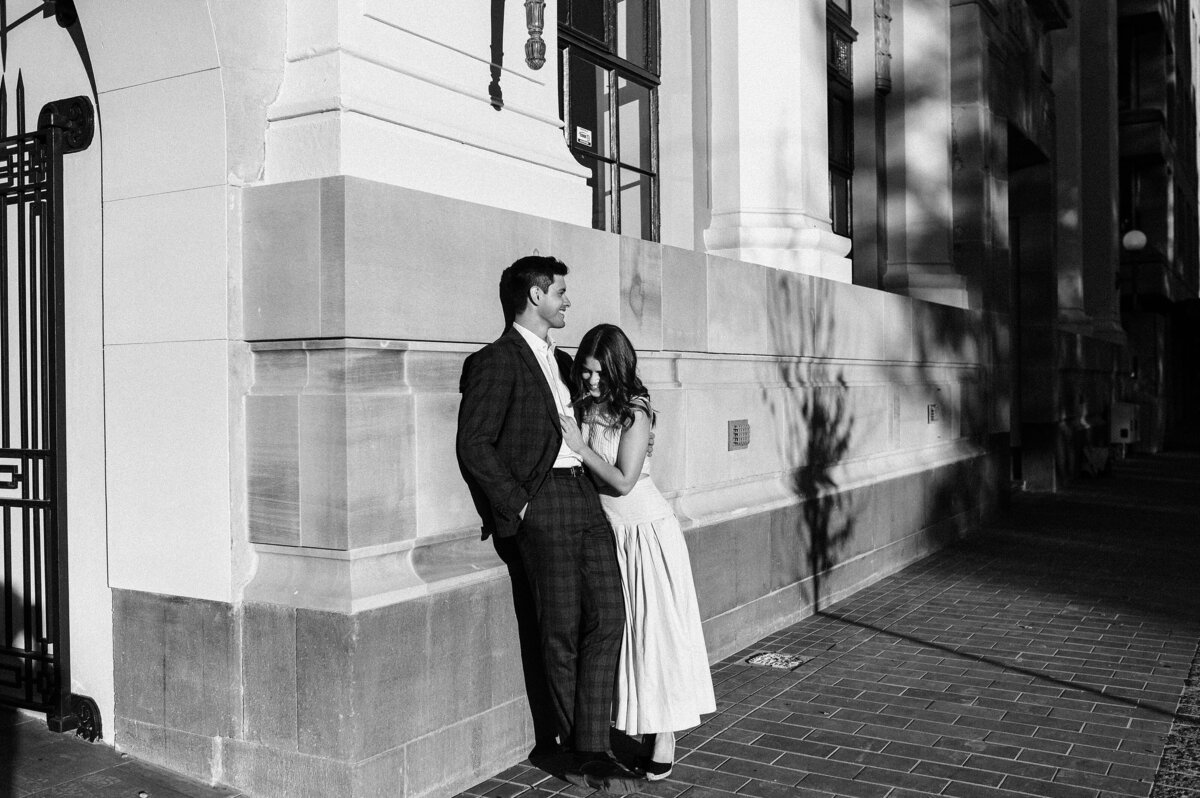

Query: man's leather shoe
[[564, 753, 645, 795]]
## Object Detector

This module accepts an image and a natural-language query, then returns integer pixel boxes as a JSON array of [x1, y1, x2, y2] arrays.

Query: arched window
[[558, 0, 660, 240]]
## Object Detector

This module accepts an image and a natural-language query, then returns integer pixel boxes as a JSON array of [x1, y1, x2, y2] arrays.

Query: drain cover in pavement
[[744, 652, 812, 670]]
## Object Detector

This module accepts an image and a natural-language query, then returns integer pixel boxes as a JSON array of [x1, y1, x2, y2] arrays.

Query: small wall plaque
[[728, 419, 750, 450], [575, 126, 593, 147]]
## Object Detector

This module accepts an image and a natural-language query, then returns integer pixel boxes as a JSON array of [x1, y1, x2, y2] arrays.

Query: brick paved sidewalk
[[460, 452, 1200, 798]]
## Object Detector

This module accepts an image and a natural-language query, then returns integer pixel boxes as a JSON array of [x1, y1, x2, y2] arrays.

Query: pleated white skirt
[[601, 476, 716, 735]]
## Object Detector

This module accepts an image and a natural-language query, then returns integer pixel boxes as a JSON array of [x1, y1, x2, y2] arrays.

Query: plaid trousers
[[515, 469, 625, 753]]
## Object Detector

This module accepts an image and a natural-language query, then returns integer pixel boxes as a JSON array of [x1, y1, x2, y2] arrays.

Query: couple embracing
[[457, 255, 715, 792]]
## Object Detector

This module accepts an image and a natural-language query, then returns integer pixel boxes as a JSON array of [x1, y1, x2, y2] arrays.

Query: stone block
[[405, 698, 532, 798], [619, 237, 663, 351], [734, 517, 772, 607], [294, 391, 417, 549], [880, 292, 915, 362], [404, 720, 476, 798], [547, 219, 623, 348], [693, 519, 738, 620], [106, 341, 232, 601], [247, 395, 301, 546], [163, 596, 238, 738], [114, 715, 167, 768], [836, 485, 875, 561], [351, 748, 406, 798], [769, 504, 805, 591], [707, 256, 771, 355], [353, 598, 429, 758], [481, 577, 527, 707], [102, 70, 226, 201], [428, 587, 491, 725], [88, 0, 219, 92], [343, 180, 551, 344], [414, 391, 480, 538], [222, 739, 352, 798], [161, 725, 222, 782], [296, 609, 358, 759], [345, 394, 415, 548], [243, 179, 324, 341], [297, 395, 350, 549], [889, 473, 925, 542], [662, 245, 708, 352], [847, 386, 892, 461], [643, 385, 686, 493], [103, 186, 228, 345], [243, 602, 298, 749], [825, 281, 888, 361], [113, 589, 165, 726]]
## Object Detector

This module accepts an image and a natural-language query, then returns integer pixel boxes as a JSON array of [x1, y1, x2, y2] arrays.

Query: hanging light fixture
[[525, 0, 547, 69]]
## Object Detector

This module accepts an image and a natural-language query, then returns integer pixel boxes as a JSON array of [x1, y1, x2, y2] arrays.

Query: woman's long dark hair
[[571, 324, 654, 430]]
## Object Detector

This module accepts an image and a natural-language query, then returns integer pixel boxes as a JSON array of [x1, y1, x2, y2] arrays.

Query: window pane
[[616, 0, 650, 68], [567, 0, 606, 43], [619, 168, 653, 238], [830, 172, 851, 237], [828, 94, 851, 166], [568, 52, 610, 157], [617, 77, 652, 171]]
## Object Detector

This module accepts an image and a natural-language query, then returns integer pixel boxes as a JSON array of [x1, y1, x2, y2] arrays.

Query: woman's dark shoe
[[642, 757, 673, 781]]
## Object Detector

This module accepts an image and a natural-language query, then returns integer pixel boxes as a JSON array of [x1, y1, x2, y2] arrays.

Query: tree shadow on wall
[[765, 276, 856, 614]]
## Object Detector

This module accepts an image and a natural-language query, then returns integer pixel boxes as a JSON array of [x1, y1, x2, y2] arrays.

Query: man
[[456, 256, 639, 792]]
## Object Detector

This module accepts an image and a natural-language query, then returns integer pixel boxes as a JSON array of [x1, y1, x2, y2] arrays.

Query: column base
[[704, 212, 852, 282]]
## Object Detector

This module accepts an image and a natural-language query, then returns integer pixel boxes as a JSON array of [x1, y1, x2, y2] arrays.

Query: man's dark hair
[[499, 255, 569, 325]]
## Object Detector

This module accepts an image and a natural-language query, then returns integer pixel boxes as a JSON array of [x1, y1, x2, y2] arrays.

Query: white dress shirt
[[513, 322, 583, 468]]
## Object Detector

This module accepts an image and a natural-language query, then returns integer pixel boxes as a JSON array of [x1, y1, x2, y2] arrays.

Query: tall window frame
[[827, 2, 857, 240], [558, 0, 661, 240]]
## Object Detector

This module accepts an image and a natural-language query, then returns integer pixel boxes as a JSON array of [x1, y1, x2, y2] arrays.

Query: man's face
[[534, 275, 570, 330]]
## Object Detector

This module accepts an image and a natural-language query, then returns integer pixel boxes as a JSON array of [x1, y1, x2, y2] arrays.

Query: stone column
[[1051, 4, 1090, 330], [1077, 0, 1124, 339], [264, 0, 591, 225], [880, 0, 963, 306], [702, 0, 851, 281]]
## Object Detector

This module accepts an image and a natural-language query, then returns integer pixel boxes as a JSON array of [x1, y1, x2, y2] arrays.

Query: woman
[[559, 323, 715, 780]]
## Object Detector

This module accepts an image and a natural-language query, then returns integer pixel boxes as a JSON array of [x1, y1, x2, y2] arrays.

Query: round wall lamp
[[1122, 229, 1147, 251]]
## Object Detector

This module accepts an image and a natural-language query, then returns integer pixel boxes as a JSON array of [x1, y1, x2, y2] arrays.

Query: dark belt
[[549, 465, 586, 478]]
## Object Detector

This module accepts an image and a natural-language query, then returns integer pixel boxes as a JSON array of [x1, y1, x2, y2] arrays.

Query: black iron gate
[[0, 75, 93, 733]]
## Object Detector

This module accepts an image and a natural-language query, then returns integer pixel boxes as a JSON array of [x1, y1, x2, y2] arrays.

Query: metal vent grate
[[744, 652, 812, 670]]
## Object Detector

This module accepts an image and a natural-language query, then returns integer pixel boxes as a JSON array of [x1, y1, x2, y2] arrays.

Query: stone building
[[0, 1, 1194, 797]]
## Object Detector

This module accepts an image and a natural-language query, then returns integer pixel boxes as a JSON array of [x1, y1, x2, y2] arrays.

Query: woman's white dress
[[583, 412, 716, 735]]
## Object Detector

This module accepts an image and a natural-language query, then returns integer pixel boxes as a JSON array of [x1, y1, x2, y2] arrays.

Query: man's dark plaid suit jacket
[[457, 325, 575, 540]]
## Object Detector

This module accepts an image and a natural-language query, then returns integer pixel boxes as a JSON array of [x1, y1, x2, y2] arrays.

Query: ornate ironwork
[[831, 32, 853, 80], [0, 75, 93, 732], [37, 96, 93, 154], [71, 693, 102, 741]]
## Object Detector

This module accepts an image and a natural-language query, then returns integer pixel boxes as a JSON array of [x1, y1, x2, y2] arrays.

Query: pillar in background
[[1078, 0, 1124, 338], [702, 0, 851, 282], [881, 0, 963, 307]]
